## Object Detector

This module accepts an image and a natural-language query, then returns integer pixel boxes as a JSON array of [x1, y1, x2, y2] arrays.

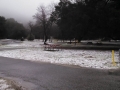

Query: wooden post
[[112, 50, 116, 66]]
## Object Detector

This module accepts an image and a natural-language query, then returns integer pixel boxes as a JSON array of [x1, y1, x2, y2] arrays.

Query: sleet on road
[[0, 56, 120, 90]]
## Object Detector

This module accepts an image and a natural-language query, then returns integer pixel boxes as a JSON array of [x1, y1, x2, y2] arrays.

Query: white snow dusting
[[0, 40, 120, 69], [0, 79, 14, 90]]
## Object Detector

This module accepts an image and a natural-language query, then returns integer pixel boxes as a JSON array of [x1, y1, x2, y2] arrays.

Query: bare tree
[[33, 5, 53, 44], [28, 21, 33, 35], [27, 21, 35, 41]]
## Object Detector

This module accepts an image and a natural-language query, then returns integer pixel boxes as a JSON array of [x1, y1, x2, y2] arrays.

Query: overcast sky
[[0, 0, 59, 25]]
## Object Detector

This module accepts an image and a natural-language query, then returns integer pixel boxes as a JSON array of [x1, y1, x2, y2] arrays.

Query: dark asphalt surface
[[0, 57, 120, 90]]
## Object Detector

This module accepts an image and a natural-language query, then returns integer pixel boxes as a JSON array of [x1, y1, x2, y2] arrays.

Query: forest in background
[[0, 0, 120, 43]]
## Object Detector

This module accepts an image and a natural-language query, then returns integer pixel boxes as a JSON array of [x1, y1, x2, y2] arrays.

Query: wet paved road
[[0, 57, 120, 90]]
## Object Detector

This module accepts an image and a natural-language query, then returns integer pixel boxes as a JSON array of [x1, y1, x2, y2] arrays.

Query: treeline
[[50, 0, 120, 42], [1, 0, 120, 42], [0, 16, 59, 40], [0, 16, 28, 39], [29, 23, 60, 40]]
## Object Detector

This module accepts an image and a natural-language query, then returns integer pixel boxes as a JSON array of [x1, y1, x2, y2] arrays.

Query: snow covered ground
[[0, 78, 15, 90], [0, 39, 120, 69]]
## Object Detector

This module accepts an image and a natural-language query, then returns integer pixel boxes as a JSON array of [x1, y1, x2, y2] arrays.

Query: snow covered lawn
[[0, 40, 120, 69]]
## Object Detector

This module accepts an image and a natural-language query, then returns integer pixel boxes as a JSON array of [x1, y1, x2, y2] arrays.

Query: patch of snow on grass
[[0, 40, 43, 48], [0, 79, 14, 90], [0, 40, 119, 69], [0, 48, 119, 69]]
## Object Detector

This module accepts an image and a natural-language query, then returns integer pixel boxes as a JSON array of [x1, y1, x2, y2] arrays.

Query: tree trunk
[[43, 22, 48, 44], [69, 39, 72, 44], [78, 36, 83, 43]]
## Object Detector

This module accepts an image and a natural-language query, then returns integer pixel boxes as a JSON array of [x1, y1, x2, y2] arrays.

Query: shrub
[[21, 37, 24, 41], [27, 34, 35, 41]]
